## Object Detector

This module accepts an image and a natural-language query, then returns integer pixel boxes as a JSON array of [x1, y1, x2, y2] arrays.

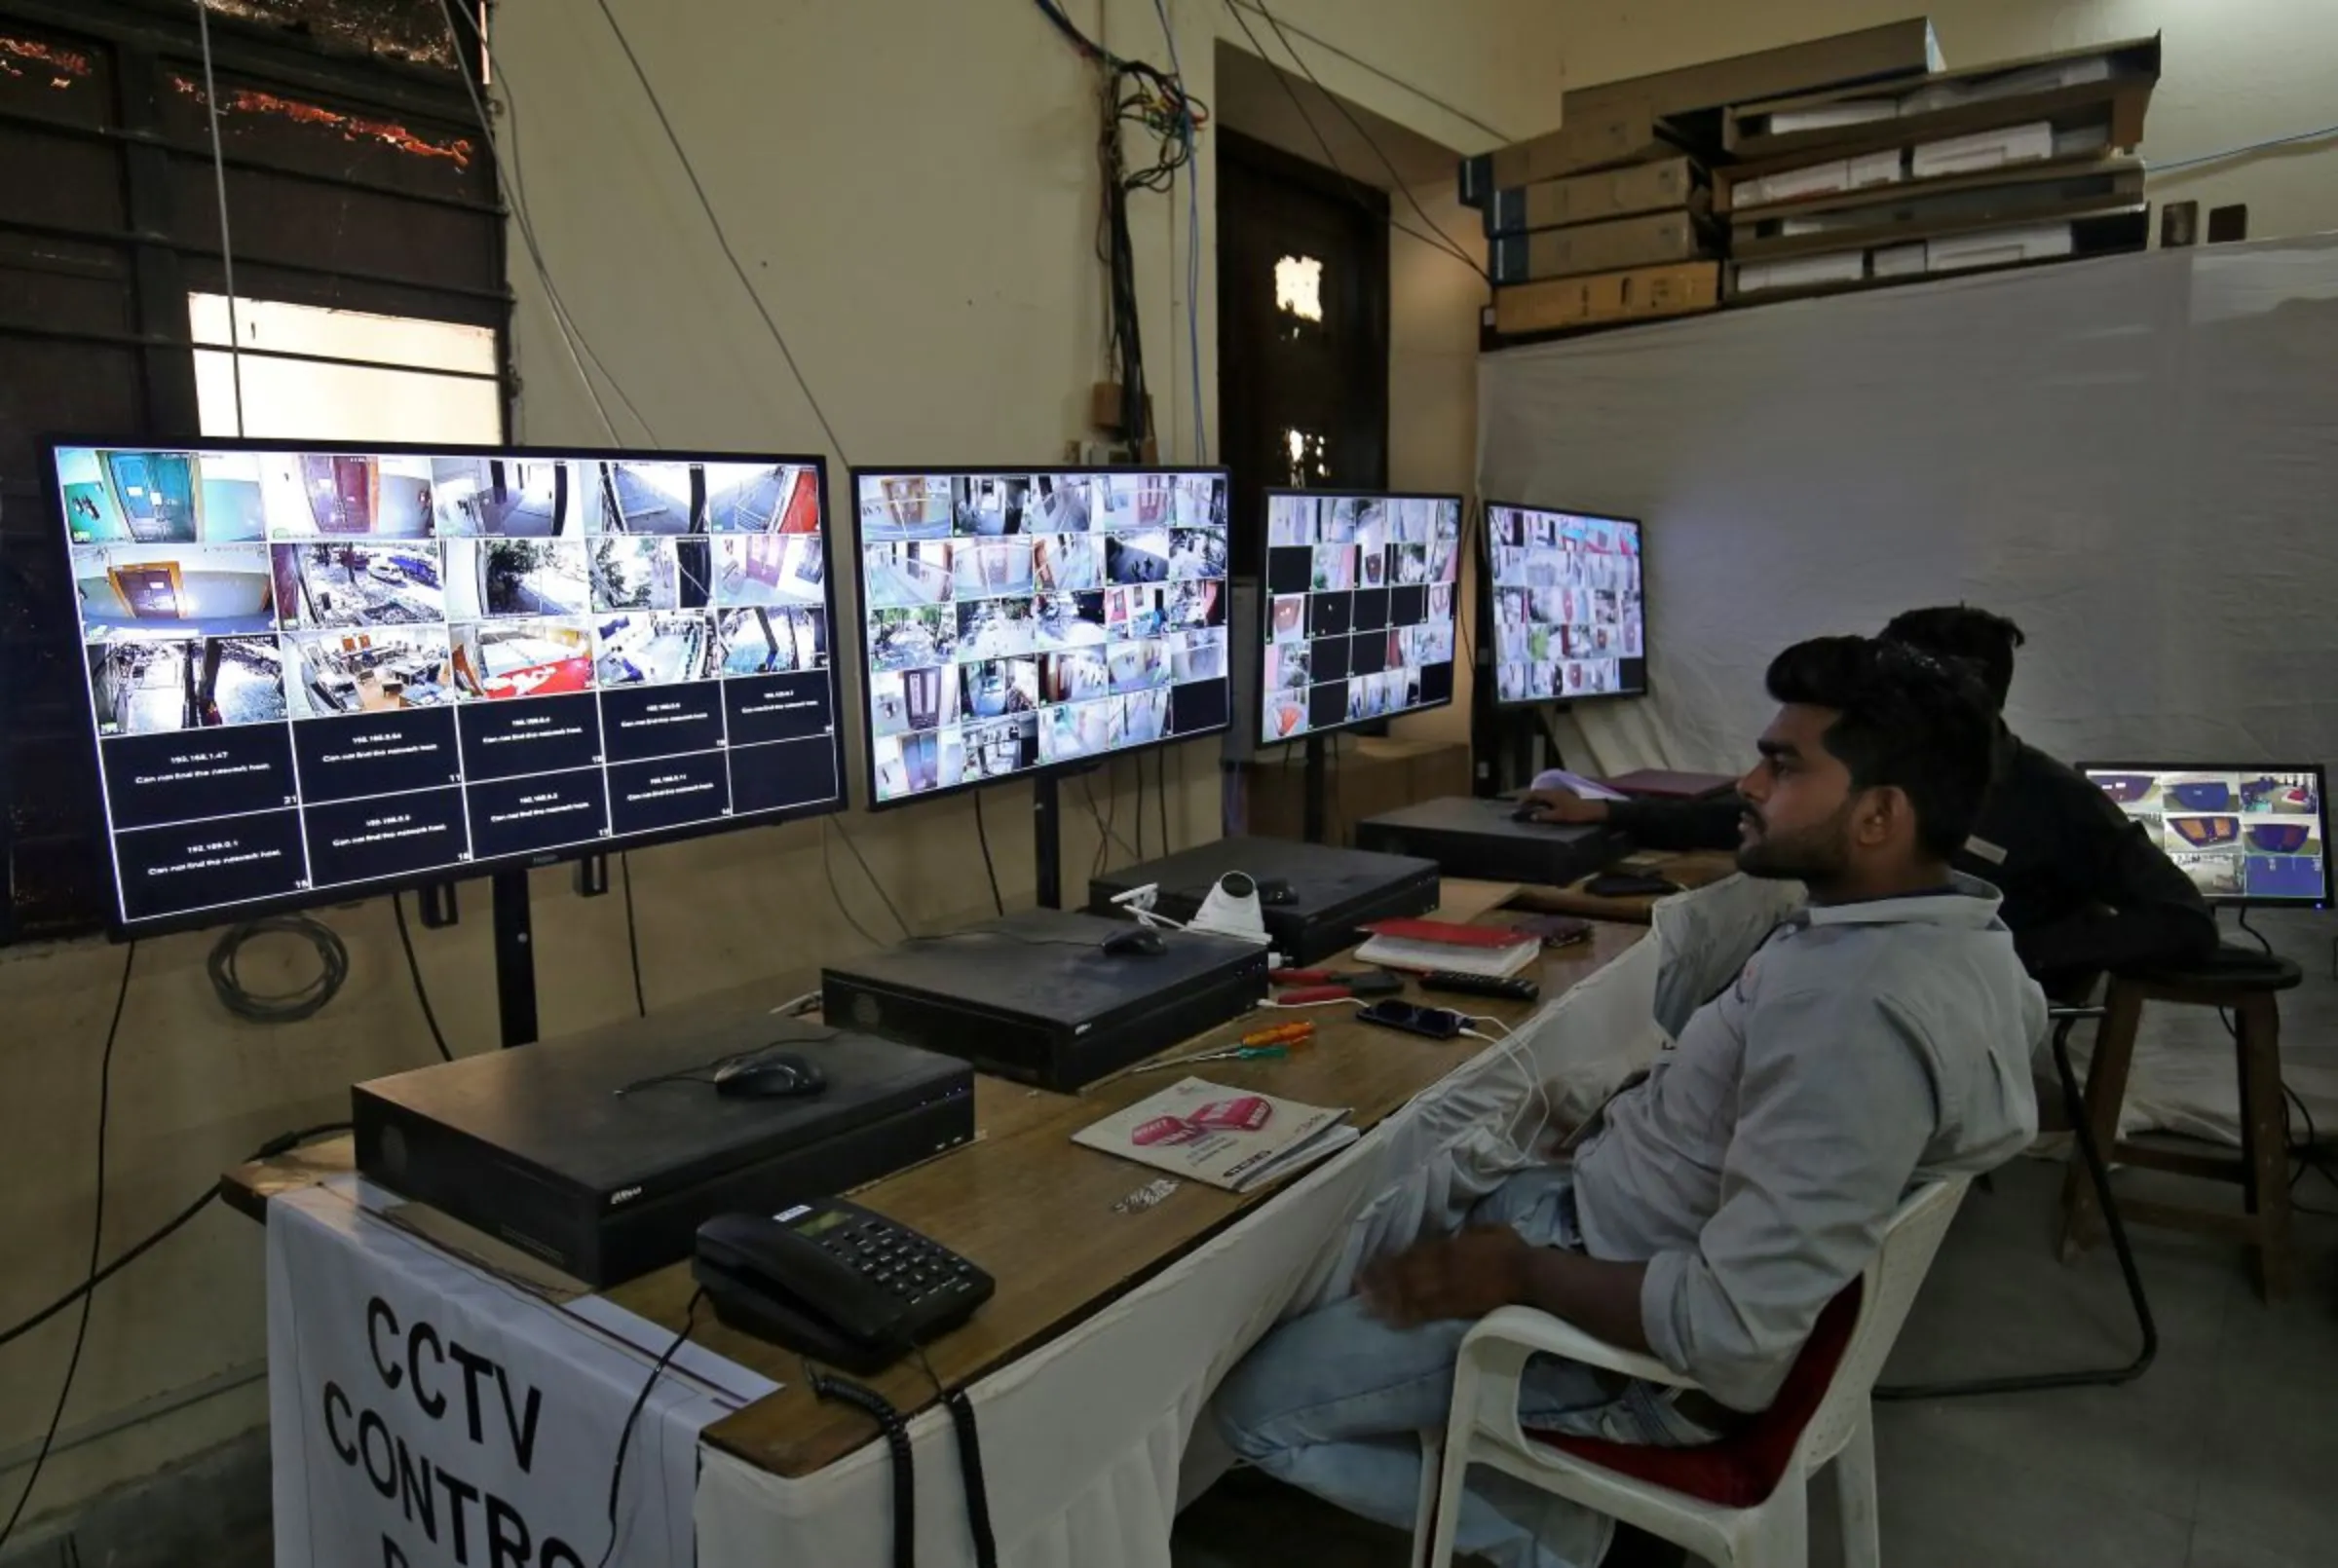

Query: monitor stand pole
[[1033, 772, 1063, 911], [493, 868, 540, 1048], [1302, 734, 1329, 844]]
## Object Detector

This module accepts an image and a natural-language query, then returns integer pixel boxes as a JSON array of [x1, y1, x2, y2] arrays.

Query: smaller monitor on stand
[[848, 466, 1232, 905], [1256, 490, 1465, 840], [2081, 765, 2331, 910], [1482, 501, 1648, 794]]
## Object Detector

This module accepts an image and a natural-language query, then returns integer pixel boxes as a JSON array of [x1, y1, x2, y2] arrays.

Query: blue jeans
[[1212, 1168, 1718, 1568]]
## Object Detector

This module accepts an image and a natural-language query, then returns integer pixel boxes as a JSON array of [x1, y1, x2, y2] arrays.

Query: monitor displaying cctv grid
[[1258, 490, 1463, 745], [849, 467, 1232, 807], [1483, 502, 1647, 705], [50, 437, 848, 934], [2082, 764, 2331, 908]]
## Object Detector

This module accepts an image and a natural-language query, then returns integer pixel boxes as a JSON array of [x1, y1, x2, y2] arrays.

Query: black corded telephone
[[692, 1198, 995, 1376]]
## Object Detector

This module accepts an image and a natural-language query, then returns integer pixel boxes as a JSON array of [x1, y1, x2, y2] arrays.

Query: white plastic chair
[[1411, 1177, 1969, 1568]]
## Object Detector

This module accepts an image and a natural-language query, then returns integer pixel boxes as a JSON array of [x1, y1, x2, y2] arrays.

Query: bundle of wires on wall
[[1029, 0, 1207, 450], [207, 912, 351, 1024]]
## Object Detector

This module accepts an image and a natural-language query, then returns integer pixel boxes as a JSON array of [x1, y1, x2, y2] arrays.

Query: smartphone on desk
[[1355, 999, 1466, 1041], [693, 1198, 994, 1375]]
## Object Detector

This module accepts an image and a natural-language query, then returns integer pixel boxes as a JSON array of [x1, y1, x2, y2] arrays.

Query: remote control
[[1417, 971, 1541, 1002]]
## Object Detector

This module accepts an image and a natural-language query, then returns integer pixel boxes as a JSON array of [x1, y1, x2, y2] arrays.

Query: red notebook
[[1354, 918, 1541, 978], [1604, 768, 1738, 800]]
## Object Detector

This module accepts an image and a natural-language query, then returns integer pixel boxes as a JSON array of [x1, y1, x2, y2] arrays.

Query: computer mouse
[[1101, 926, 1169, 957], [713, 1049, 826, 1099], [1510, 802, 1547, 823]]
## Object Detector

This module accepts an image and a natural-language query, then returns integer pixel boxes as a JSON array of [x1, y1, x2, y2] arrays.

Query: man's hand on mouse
[[1521, 788, 1612, 826]]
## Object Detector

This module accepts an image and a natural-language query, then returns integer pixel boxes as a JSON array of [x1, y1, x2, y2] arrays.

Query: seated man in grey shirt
[[1212, 636, 2043, 1568]]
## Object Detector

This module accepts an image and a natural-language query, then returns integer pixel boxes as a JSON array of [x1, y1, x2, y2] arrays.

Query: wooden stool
[[2058, 949, 2304, 1300]]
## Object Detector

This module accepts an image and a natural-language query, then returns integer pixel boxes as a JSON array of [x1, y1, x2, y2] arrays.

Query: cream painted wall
[[0, 0, 1565, 1532]]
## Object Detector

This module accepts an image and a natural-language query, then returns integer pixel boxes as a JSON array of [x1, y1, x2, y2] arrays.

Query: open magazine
[[1074, 1078, 1359, 1194]]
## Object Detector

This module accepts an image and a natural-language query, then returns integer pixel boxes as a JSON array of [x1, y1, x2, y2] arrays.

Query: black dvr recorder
[[1354, 796, 1632, 887], [1087, 836, 1442, 967], [822, 910, 1271, 1091], [353, 1014, 973, 1287]]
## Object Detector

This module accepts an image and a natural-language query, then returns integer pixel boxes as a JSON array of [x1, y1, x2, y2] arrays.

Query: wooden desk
[[221, 878, 1645, 1483], [1506, 850, 1738, 925]]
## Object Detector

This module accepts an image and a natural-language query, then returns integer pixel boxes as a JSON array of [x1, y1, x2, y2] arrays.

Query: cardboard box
[[1483, 157, 1704, 238], [1492, 261, 1721, 338], [1562, 17, 1942, 121], [1908, 121, 2055, 178], [1718, 107, 2122, 214], [1726, 149, 1904, 211], [1727, 205, 2145, 304], [1722, 34, 2159, 162], [1458, 103, 1674, 205], [1732, 160, 2145, 261], [1733, 250, 1867, 297], [1490, 209, 1711, 284], [1926, 221, 2074, 272]]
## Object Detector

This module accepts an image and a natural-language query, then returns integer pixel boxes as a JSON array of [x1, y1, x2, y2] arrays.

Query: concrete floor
[[1173, 1157, 2338, 1568]]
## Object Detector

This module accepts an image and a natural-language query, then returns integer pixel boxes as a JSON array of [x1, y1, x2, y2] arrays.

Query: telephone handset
[[692, 1198, 995, 1375]]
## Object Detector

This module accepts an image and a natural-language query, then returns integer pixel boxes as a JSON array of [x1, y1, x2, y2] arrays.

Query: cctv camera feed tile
[[1259, 492, 1462, 744], [853, 469, 1230, 805], [53, 443, 846, 929], [1486, 504, 1647, 706], [2086, 767, 2330, 904]]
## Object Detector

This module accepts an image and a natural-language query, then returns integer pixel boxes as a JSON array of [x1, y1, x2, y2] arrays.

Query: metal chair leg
[[1876, 1013, 2158, 1400]]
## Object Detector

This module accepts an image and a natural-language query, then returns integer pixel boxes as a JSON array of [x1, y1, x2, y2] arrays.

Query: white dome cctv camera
[[1189, 871, 1269, 945]]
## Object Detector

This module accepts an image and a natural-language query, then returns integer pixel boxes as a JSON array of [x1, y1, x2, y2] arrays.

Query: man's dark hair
[[1879, 604, 2026, 710], [1765, 635, 1997, 861]]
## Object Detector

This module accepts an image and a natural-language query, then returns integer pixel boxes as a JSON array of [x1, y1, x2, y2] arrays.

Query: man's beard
[[1736, 799, 1855, 882]]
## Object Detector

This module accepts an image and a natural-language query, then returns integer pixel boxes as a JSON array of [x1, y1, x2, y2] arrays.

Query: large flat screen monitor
[[1484, 503, 1647, 704], [51, 439, 848, 935], [1258, 490, 1463, 745], [848, 467, 1231, 806], [2081, 764, 2331, 908]]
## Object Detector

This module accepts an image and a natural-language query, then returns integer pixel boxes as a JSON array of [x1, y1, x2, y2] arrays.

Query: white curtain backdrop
[[1479, 233, 2338, 785], [1478, 235, 2338, 1143]]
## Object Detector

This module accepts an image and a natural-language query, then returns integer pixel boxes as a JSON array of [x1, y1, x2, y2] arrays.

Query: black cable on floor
[[596, 1289, 703, 1568], [207, 914, 349, 1023], [621, 852, 647, 1017], [1876, 1013, 2157, 1399], [973, 791, 1005, 916], [391, 892, 456, 1063], [0, 943, 133, 1557]]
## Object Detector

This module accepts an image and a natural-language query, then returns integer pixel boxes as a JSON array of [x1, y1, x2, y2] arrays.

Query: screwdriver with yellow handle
[[1135, 1021, 1316, 1071]]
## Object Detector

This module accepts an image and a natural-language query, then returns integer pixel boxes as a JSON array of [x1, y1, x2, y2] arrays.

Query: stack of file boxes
[[1464, 21, 2163, 342], [1463, 19, 1943, 343], [1720, 35, 2160, 301]]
